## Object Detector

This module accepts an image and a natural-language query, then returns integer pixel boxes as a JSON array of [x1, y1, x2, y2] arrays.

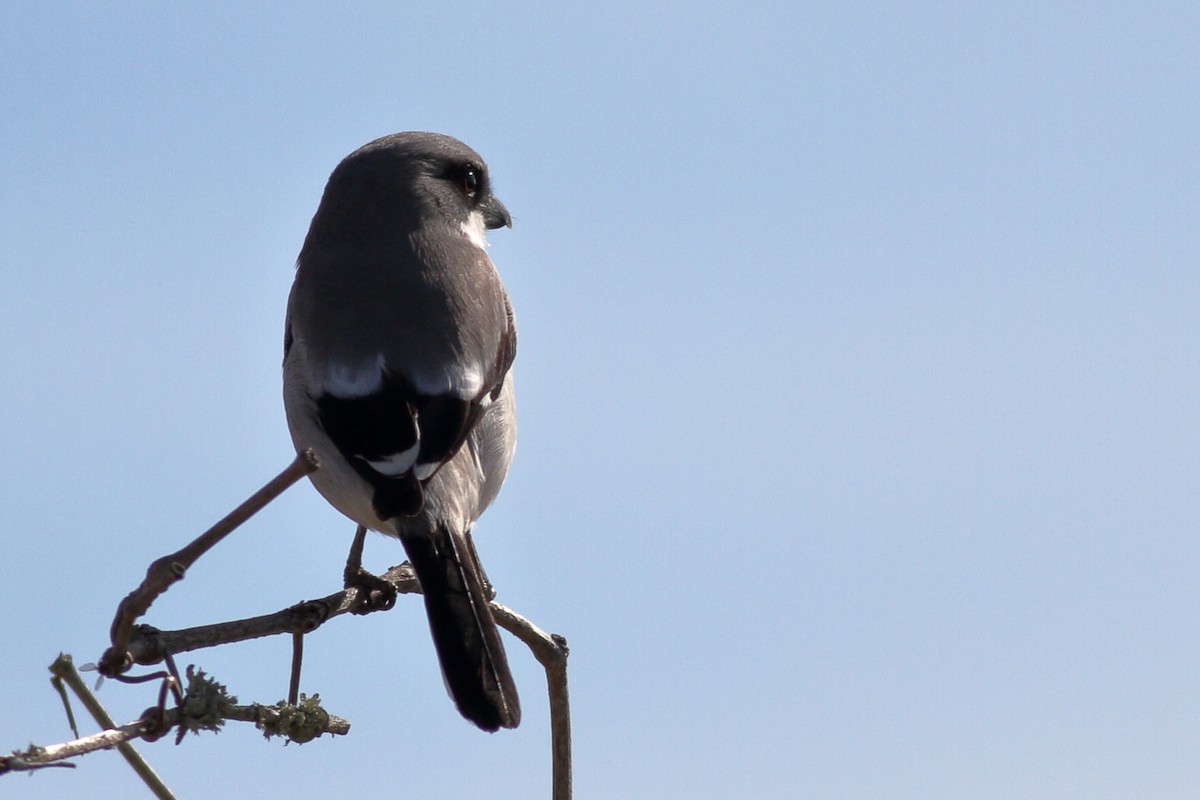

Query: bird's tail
[[399, 527, 521, 731]]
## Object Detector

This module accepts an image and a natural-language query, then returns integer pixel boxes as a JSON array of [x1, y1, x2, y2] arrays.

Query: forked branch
[[4, 453, 571, 800]]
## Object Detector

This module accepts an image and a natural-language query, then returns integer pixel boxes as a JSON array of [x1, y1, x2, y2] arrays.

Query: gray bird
[[283, 132, 520, 731]]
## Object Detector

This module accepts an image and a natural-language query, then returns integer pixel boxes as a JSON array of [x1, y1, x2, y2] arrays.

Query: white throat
[[460, 210, 489, 251]]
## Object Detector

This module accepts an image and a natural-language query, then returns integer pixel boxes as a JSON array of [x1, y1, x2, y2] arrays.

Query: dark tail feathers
[[400, 527, 521, 731]]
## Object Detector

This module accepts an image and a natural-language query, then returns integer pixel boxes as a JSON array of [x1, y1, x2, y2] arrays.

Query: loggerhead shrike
[[283, 132, 520, 731]]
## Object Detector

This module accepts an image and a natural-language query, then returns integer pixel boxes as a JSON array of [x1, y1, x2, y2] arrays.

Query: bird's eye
[[462, 169, 479, 199]]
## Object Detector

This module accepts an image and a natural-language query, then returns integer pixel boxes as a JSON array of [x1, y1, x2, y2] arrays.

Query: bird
[[282, 131, 520, 731]]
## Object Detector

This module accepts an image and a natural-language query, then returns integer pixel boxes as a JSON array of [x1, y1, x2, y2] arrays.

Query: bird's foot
[[344, 567, 397, 614]]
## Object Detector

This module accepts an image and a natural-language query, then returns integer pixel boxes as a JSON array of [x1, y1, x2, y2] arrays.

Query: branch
[[99, 451, 319, 678], [2, 655, 349, 782], [46, 653, 170, 796], [8, 454, 572, 799], [1, 701, 350, 775], [123, 562, 419, 666], [116, 569, 573, 799], [492, 606, 572, 800]]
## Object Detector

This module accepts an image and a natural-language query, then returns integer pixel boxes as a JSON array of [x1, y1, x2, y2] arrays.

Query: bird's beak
[[481, 195, 512, 230]]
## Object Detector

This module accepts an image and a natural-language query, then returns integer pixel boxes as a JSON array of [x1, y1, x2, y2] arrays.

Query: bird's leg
[[343, 524, 398, 614]]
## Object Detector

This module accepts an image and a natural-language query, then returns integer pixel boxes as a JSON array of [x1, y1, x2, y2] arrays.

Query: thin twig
[[100, 451, 319, 678], [27, 450, 571, 800], [3, 719, 149, 774], [493, 605, 572, 800], [104, 560, 571, 800], [2, 658, 352, 778], [49, 670, 80, 739], [1, 701, 352, 776], [46, 654, 176, 799], [289, 632, 303, 706], [123, 563, 420, 666]]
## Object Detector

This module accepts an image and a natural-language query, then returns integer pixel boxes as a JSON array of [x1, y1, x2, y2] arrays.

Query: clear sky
[[1, 4, 1197, 798]]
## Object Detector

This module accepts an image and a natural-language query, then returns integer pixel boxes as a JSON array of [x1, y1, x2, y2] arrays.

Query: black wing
[[315, 321, 515, 521]]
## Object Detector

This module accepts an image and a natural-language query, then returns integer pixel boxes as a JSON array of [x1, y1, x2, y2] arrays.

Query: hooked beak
[[481, 195, 512, 230]]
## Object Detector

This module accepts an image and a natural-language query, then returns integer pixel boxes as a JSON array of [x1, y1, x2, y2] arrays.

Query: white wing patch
[[324, 353, 386, 398], [324, 353, 481, 402], [412, 461, 440, 481], [364, 440, 420, 477], [408, 362, 484, 401]]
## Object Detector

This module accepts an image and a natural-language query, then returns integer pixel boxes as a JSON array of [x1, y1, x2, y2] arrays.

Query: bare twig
[[99, 451, 319, 679], [288, 632, 303, 706], [493, 605, 572, 800], [112, 567, 572, 799], [3, 719, 151, 774], [1, 700, 352, 776], [48, 667, 81, 739], [10, 577, 569, 798], [1, 657, 351, 780], [46, 654, 175, 799], [123, 563, 420, 666], [11, 453, 572, 799]]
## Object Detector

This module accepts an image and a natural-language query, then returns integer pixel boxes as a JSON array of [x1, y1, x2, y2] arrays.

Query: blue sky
[[1, 3, 1197, 798]]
